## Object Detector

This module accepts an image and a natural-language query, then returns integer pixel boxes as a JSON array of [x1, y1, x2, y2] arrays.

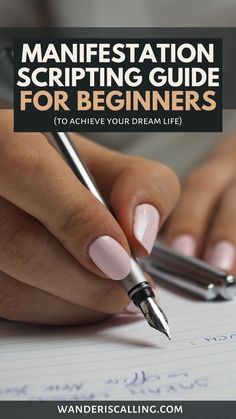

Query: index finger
[[71, 134, 181, 257]]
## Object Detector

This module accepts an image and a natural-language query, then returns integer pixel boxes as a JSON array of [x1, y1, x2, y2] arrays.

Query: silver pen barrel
[[143, 242, 236, 300]]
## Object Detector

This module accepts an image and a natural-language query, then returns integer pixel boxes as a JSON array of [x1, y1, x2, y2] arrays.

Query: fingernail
[[133, 204, 160, 255], [88, 235, 131, 280], [170, 234, 196, 257], [207, 241, 236, 271], [125, 301, 141, 315]]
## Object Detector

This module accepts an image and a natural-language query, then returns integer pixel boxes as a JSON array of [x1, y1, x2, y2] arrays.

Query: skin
[[164, 134, 236, 273], [0, 110, 180, 325]]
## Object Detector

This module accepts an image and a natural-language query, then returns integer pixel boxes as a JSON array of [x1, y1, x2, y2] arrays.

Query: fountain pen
[[46, 132, 171, 340], [0, 47, 170, 338], [0, 47, 170, 339]]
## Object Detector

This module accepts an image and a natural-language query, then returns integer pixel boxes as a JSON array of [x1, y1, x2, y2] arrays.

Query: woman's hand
[[165, 134, 236, 273], [0, 110, 180, 325]]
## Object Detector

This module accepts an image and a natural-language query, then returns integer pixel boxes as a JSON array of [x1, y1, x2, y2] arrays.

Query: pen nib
[[140, 297, 171, 340]]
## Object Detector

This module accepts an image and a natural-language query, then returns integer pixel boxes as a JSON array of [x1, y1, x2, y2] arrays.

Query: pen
[[46, 132, 171, 339], [0, 47, 170, 339], [141, 242, 236, 301]]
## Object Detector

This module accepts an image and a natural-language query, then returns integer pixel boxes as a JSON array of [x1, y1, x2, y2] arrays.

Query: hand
[[165, 135, 236, 273], [0, 110, 180, 325]]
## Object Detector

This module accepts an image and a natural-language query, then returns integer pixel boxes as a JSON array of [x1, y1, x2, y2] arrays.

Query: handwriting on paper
[[0, 369, 210, 400]]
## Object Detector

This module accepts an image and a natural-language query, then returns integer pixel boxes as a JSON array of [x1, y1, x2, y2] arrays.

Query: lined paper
[[0, 286, 236, 400]]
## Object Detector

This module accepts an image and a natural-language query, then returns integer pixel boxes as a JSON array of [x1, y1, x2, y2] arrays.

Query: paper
[[0, 286, 236, 401]]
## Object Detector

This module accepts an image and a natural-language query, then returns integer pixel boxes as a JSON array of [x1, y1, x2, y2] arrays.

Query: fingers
[[110, 160, 180, 256], [0, 110, 131, 280], [71, 134, 180, 257], [0, 270, 109, 325], [204, 181, 236, 272], [0, 198, 130, 314], [164, 159, 236, 258], [0, 268, 155, 324], [0, 109, 180, 285]]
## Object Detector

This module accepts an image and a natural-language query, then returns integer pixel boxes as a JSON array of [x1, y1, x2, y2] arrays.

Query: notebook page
[[0, 286, 236, 401]]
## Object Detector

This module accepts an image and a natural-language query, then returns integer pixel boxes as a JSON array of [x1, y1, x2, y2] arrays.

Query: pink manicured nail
[[207, 241, 236, 271], [125, 301, 141, 315], [133, 204, 160, 255], [170, 234, 196, 257], [88, 235, 131, 280]]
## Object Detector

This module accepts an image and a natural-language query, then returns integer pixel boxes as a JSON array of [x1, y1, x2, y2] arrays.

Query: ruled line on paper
[[0, 287, 235, 400]]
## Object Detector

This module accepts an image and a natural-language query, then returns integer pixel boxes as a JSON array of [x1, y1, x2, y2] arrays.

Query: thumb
[[0, 111, 131, 280]]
